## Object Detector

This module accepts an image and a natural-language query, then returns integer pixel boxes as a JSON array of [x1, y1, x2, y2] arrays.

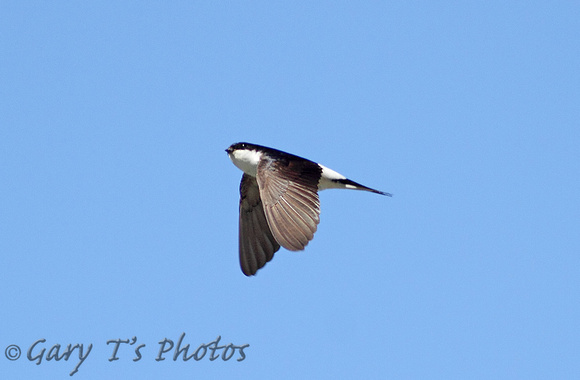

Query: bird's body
[[226, 142, 390, 276]]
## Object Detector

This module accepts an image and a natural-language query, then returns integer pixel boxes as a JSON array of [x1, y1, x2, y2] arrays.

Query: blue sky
[[1, 2, 579, 379]]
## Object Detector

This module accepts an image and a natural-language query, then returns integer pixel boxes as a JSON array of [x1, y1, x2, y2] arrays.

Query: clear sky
[[1, 2, 579, 379]]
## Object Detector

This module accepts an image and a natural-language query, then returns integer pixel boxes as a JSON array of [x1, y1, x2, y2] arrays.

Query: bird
[[226, 142, 391, 276]]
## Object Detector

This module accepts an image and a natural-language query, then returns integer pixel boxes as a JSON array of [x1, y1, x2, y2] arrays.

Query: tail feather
[[332, 178, 392, 197]]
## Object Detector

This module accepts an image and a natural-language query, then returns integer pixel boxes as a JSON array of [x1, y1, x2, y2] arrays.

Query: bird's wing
[[239, 173, 280, 276], [256, 156, 321, 251]]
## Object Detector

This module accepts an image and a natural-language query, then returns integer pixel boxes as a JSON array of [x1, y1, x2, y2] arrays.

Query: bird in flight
[[226, 142, 391, 276]]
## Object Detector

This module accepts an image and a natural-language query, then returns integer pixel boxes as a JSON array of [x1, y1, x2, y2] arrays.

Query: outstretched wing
[[256, 156, 322, 251], [239, 174, 280, 276]]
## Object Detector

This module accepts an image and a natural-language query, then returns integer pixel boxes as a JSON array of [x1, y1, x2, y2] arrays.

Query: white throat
[[228, 149, 262, 177]]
